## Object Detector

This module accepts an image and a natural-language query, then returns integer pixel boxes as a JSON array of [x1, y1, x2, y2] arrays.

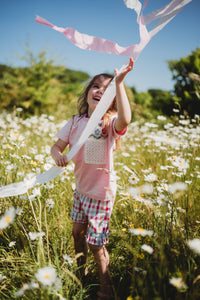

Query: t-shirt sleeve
[[112, 116, 127, 137], [56, 117, 73, 143]]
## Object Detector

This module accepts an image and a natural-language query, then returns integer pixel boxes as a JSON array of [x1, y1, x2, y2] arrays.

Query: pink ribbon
[[35, 0, 192, 61]]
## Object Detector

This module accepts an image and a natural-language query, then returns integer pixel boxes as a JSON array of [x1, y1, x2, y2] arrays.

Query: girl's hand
[[54, 154, 68, 167], [114, 57, 134, 84], [51, 139, 68, 167]]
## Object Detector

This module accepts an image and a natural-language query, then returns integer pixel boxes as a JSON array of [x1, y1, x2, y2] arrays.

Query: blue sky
[[0, 0, 199, 92]]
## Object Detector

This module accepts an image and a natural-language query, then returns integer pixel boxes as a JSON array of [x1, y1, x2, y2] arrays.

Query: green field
[[0, 110, 200, 299]]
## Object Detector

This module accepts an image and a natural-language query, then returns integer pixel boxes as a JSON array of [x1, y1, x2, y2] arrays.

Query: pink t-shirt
[[56, 114, 126, 201]]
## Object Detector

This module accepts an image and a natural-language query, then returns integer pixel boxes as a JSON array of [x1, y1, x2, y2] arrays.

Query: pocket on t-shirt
[[84, 137, 107, 164]]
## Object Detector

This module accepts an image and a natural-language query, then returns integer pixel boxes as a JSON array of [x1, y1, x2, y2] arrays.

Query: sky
[[0, 0, 199, 92]]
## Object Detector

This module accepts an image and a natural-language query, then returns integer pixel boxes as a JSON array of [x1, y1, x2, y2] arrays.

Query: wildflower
[[5, 164, 17, 173], [16, 208, 23, 215], [35, 154, 45, 162], [0, 274, 6, 281], [157, 194, 168, 205], [134, 267, 147, 275], [0, 207, 16, 230], [141, 244, 154, 254], [144, 173, 157, 182], [15, 281, 39, 297], [29, 232, 45, 241], [35, 266, 58, 286], [157, 115, 166, 121], [46, 199, 55, 211], [169, 277, 188, 290], [187, 239, 200, 255], [122, 152, 130, 157], [44, 163, 52, 170], [63, 254, 73, 265], [173, 108, 180, 113], [129, 228, 153, 237], [31, 187, 41, 197], [128, 172, 139, 185], [9, 241, 16, 247], [19, 195, 28, 201]]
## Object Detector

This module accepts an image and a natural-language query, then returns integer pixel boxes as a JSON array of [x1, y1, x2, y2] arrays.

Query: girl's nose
[[98, 87, 104, 94]]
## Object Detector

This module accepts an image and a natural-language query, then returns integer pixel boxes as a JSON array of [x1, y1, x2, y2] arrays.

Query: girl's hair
[[77, 73, 122, 150]]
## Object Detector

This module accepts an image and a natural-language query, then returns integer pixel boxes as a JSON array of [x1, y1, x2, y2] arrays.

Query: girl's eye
[[93, 85, 99, 89]]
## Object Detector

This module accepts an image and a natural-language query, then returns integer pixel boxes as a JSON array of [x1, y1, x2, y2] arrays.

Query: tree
[[0, 49, 89, 116], [167, 47, 200, 117], [148, 89, 176, 116]]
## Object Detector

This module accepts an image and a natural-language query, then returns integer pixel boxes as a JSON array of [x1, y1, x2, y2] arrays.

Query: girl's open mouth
[[93, 97, 101, 102]]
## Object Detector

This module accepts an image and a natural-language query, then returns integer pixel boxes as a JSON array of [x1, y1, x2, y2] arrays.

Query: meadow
[[0, 109, 200, 300]]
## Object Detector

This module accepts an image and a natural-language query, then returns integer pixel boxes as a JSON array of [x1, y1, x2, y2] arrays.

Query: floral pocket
[[84, 137, 107, 164]]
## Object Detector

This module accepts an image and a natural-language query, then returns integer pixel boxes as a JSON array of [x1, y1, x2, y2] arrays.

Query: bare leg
[[89, 244, 113, 299], [72, 222, 88, 277]]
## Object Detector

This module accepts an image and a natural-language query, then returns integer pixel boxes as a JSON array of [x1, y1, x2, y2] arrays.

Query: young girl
[[51, 58, 134, 300]]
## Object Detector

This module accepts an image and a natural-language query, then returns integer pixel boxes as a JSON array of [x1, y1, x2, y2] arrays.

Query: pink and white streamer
[[35, 0, 192, 60], [0, 0, 192, 198]]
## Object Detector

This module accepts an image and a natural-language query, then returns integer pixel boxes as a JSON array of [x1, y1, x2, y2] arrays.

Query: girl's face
[[86, 75, 112, 117]]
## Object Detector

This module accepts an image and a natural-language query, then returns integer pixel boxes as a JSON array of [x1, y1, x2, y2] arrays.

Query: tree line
[[0, 47, 199, 119]]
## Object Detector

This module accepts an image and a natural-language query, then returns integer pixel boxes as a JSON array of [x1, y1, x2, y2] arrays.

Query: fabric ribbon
[[0, 0, 192, 198], [35, 0, 192, 60]]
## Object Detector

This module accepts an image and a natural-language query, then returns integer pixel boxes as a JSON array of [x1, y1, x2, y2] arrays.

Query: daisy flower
[[144, 173, 157, 182], [187, 239, 200, 255], [9, 241, 16, 247], [0, 207, 16, 230], [0, 274, 6, 281], [63, 254, 73, 265], [16, 208, 23, 215], [169, 277, 187, 290], [129, 228, 153, 237], [29, 232, 45, 241], [128, 172, 139, 185], [141, 244, 154, 254], [5, 164, 17, 173], [19, 195, 28, 201], [35, 267, 57, 286], [44, 163, 52, 170]]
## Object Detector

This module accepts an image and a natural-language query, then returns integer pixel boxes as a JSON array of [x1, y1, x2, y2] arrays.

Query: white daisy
[[187, 239, 200, 255], [129, 228, 153, 237], [16, 208, 23, 215], [35, 267, 57, 286], [5, 164, 17, 173], [128, 172, 139, 185], [9, 241, 16, 247], [141, 244, 154, 254], [169, 277, 187, 290], [0, 207, 16, 230], [63, 254, 73, 265]]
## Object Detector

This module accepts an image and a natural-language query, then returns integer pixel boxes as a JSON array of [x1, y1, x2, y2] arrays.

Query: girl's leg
[[89, 243, 113, 299], [72, 222, 88, 276]]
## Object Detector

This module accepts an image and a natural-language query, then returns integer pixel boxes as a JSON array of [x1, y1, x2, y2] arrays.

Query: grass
[[0, 109, 200, 299]]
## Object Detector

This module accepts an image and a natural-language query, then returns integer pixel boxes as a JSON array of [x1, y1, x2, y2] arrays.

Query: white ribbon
[[0, 0, 192, 198]]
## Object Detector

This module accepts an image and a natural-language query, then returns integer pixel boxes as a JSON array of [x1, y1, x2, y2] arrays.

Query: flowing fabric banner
[[35, 0, 192, 60], [0, 0, 192, 198]]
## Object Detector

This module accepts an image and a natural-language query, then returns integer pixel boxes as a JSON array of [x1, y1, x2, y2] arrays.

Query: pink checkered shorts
[[71, 190, 114, 246]]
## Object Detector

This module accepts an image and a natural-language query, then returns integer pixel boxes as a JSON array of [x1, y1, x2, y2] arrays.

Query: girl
[[51, 58, 134, 300]]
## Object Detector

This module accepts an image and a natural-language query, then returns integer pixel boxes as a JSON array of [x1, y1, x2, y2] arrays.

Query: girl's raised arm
[[114, 58, 134, 132]]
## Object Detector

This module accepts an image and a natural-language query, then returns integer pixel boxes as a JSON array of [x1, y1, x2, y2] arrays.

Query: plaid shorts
[[71, 190, 114, 246]]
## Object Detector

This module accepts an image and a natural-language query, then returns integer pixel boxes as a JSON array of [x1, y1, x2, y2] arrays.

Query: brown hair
[[77, 73, 122, 150]]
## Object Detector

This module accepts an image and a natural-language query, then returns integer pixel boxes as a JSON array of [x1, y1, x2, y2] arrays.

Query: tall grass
[[0, 109, 200, 299]]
